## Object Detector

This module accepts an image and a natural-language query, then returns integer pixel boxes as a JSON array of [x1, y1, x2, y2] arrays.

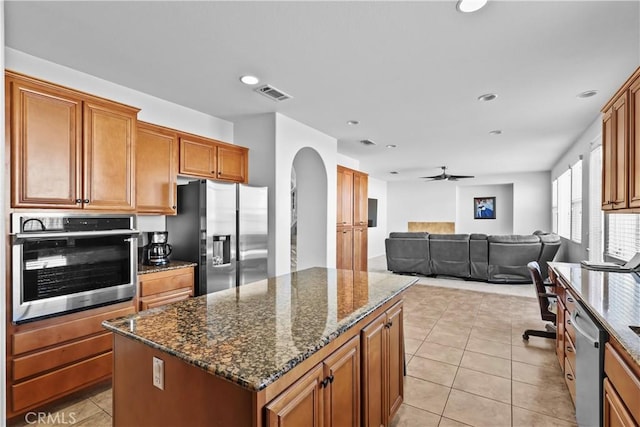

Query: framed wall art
[[474, 197, 496, 219]]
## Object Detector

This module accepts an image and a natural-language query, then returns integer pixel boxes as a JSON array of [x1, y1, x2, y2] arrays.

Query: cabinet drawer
[[564, 332, 576, 374], [139, 288, 192, 310], [13, 306, 133, 355], [11, 352, 112, 413], [12, 332, 112, 381], [138, 268, 194, 297], [564, 290, 577, 314], [605, 343, 640, 424], [564, 357, 576, 405], [564, 310, 576, 344]]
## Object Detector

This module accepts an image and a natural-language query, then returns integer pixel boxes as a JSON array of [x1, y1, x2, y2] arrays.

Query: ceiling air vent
[[255, 85, 292, 102], [360, 139, 377, 147]]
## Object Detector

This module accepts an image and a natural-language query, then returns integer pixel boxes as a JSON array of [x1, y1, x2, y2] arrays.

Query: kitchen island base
[[112, 295, 405, 427]]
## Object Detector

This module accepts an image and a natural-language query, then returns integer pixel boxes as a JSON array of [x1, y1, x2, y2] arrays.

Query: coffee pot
[[142, 231, 172, 266]]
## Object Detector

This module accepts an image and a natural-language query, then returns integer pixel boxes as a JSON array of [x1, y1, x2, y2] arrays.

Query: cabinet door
[[353, 227, 368, 272], [603, 108, 615, 210], [361, 312, 387, 427], [386, 303, 404, 421], [8, 75, 83, 208], [353, 172, 368, 227], [603, 378, 636, 427], [83, 100, 136, 210], [613, 94, 629, 209], [337, 228, 354, 270], [323, 336, 360, 427], [136, 122, 178, 214], [629, 78, 640, 208], [217, 144, 248, 183], [179, 136, 216, 178], [337, 167, 354, 226], [265, 364, 324, 427]]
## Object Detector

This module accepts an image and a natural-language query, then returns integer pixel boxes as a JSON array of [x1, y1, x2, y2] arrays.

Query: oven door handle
[[12, 229, 141, 243]]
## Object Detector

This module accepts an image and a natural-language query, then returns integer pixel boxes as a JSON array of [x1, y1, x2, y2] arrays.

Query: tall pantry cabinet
[[337, 166, 368, 271]]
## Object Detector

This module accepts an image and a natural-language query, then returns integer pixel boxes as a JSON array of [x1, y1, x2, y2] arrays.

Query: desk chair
[[522, 261, 557, 340]]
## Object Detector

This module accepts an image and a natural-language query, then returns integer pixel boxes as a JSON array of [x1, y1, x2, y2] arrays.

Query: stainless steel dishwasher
[[571, 300, 608, 427]]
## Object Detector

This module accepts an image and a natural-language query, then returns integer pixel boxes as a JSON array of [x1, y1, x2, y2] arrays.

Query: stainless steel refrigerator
[[166, 180, 268, 295]]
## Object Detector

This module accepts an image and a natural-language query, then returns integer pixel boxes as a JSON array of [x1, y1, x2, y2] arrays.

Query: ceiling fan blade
[[449, 175, 474, 179], [419, 174, 445, 179]]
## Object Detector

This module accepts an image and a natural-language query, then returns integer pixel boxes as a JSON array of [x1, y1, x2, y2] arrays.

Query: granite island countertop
[[103, 267, 417, 391], [550, 262, 640, 365], [137, 260, 197, 274]]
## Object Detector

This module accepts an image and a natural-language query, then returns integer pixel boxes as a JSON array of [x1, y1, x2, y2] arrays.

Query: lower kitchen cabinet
[[265, 335, 360, 427], [7, 302, 134, 418], [604, 342, 640, 427], [361, 301, 404, 427], [136, 266, 194, 311]]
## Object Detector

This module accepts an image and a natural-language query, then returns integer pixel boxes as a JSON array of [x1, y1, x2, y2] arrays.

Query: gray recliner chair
[[487, 235, 542, 283], [429, 234, 470, 278], [385, 232, 431, 276], [469, 234, 489, 281]]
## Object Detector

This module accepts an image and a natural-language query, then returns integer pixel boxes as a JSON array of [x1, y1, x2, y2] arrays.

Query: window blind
[[552, 179, 558, 234], [606, 214, 640, 261], [589, 146, 603, 262], [557, 169, 571, 239], [571, 160, 582, 243]]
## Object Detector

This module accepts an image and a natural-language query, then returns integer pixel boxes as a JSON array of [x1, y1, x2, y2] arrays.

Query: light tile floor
[[7, 280, 575, 427]]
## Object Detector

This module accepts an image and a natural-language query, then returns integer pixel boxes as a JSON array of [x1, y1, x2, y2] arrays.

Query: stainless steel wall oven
[[11, 213, 138, 323]]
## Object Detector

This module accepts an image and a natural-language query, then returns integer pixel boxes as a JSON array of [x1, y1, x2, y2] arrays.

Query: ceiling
[[5, 1, 640, 181]]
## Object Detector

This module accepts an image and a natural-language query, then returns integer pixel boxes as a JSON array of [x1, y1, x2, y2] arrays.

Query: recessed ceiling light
[[456, 0, 488, 13], [477, 93, 498, 102], [577, 90, 598, 99], [390, 171, 399, 175], [489, 130, 502, 135], [347, 120, 359, 126], [240, 75, 259, 85], [386, 144, 397, 148]]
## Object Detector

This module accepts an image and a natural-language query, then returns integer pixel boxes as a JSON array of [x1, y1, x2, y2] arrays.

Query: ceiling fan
[[420, 166, 474, 181]]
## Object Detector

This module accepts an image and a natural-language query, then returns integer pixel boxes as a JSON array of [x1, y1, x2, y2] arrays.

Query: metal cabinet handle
[[75, 198, 82, 203], [566, 346, 574, 353], [172, 205, 176, 209], [83, 199, 89, 203], [328, 374, 334, 384], [566, 373, 574, 381], [567, 297, 574, 303]]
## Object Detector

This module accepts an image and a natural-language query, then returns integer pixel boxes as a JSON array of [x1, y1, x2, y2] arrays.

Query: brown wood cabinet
[[179, 133, 248, 183], [265, 336, 360, 427], [361, 301, 403, 427], [601, 66, 640, 211], [136, 266, 194, 311], [6, 71, 138, 210], [336, 166, 368, 271], [136, 122, 179, 214], [604, 342, 640, 427], [6, 302, 134, 419]]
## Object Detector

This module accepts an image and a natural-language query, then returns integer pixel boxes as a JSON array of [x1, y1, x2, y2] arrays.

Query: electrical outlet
[[152, 357, 164, 390]]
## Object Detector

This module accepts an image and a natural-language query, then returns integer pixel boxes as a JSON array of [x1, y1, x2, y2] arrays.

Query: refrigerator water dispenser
[[212, 235, 231, 266]]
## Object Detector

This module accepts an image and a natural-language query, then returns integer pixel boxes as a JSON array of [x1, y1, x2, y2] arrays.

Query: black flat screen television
[[368, 198, 378, 228]]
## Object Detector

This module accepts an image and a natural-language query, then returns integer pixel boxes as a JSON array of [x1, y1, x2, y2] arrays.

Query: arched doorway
[[291, 148, 327, 271]]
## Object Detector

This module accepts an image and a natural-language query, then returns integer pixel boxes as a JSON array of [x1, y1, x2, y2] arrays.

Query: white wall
[[387, 171, 551, 235], [336, 153, 359, 170], [234, 113, 337, 276], [456, 184, 514, 234], [1, 2, 7, 421], [367, 177, 388, 257], [294, 148, 328, 270], [275, 114, 337, 275]]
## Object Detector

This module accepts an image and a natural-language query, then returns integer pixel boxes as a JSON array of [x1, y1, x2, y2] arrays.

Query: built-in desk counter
[[103, 267, 417, 427]]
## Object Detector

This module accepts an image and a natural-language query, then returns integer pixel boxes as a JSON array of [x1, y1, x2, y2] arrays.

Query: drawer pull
[[566, 346, 574, 353], [566, 373, 574, 381], [567, 297, 574, 303]]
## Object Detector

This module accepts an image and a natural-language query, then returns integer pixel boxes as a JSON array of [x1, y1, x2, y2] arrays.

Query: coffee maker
[[142, 231, 172, 266]]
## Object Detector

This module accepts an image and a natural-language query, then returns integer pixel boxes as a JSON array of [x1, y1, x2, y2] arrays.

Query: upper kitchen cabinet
[[136, 122, 179, 215], [179, 133, 248, 183], [601, 66, 640, 212], [6, 71, 138, 210]]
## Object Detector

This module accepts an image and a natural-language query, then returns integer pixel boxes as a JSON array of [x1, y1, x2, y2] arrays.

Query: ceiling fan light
[[456, 0, 488, 13]]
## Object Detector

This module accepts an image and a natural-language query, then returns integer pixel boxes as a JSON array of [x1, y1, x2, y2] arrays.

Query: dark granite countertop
[[103, 267, 417, 391], [138, 260, 197, 274], [550, 262, 640, 365]]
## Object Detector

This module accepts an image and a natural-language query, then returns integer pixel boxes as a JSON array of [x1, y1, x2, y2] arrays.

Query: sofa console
[[385, 231, 560, 283]]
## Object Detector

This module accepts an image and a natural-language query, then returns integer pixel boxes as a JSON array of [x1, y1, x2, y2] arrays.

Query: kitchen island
[[102, 267, 417, 427]]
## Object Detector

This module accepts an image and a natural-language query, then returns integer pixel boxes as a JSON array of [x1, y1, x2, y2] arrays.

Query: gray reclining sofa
[[385, 231, 561, 283]]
